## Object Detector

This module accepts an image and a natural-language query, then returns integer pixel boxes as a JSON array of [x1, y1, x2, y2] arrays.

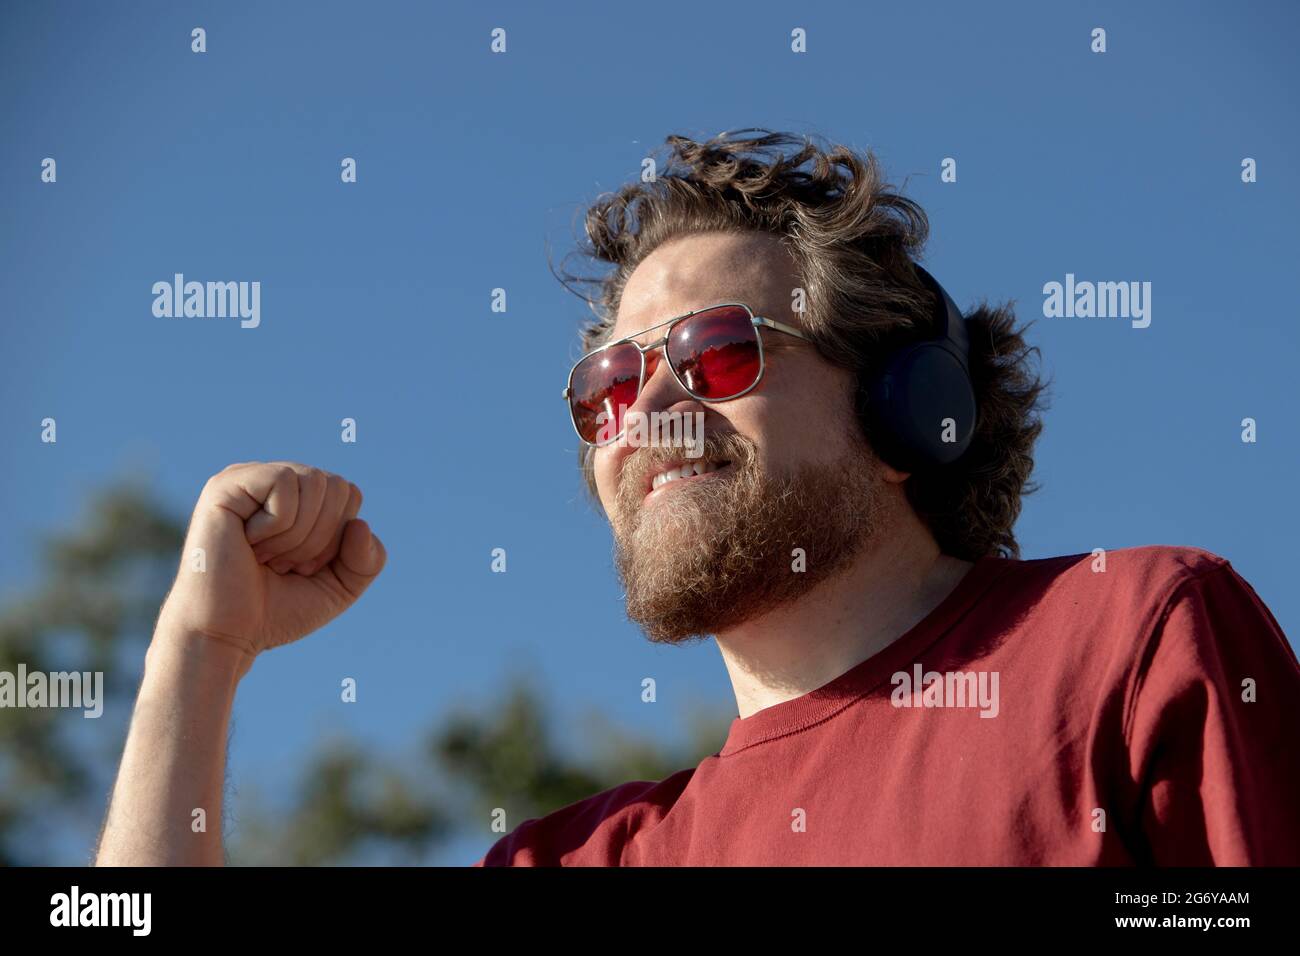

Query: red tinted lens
[[569, 343, 642, 443], [666, 306, 761, 399]]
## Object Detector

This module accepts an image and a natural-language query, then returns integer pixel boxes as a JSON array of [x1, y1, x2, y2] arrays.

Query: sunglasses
[[562, 302, 811, 446]]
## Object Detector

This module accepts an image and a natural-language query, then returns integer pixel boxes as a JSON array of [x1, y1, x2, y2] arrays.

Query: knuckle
[[202, 464, 239, 496]]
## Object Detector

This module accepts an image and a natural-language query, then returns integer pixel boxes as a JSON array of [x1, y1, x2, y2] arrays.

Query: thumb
[[330, 519, 387, 599]]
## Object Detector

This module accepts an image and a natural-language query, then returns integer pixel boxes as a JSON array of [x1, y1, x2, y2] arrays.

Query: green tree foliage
[[0, 480, 732, 866], [434, 682, 730, 828], [0, 484, 183, 866], [229, 738, 451, 865]]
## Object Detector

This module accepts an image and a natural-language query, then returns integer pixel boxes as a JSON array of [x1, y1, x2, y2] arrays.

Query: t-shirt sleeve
[[470, 779, 672, 867], [1125, 560, 1300, 865]]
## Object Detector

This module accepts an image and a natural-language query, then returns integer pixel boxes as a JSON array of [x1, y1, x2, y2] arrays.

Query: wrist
[[150, 611, 258, 683]]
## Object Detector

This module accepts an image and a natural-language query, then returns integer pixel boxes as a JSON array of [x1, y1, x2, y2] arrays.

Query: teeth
[[651, 460, 724, 490]]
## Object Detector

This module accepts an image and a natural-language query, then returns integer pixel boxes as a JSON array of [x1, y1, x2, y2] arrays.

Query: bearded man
[[95, 130, 1300, 867]]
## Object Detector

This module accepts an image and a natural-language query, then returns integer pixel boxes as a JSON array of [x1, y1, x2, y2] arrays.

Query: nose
[[622, 348, 706, 449]]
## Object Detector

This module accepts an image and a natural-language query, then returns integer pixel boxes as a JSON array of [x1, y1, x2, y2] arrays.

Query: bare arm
[[95, 619, 248, 865], [94, 462, 385, 866]]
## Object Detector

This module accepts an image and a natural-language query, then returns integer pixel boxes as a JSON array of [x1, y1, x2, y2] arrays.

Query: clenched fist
[[158, 462, 386, 671]]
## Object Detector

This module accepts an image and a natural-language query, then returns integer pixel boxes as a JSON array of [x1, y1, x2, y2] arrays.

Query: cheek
[[593, 449, 620, 509], [752, 359, 859, 468]]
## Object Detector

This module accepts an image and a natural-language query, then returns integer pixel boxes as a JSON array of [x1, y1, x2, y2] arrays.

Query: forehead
[[608, 231, 799, 341]]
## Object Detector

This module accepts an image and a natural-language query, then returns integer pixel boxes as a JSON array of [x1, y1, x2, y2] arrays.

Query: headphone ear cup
[[867, 342, 976, 471]]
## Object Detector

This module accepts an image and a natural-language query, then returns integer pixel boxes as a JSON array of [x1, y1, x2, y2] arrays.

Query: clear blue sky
[[2, 1, 1297, 865]]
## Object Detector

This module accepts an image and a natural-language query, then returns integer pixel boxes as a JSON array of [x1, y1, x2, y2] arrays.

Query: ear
[[879, 462, 912, 485], [858, 421, 911, 484]]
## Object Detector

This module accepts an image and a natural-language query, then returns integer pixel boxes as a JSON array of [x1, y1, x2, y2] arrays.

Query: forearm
[[94, 618, 250, 866]]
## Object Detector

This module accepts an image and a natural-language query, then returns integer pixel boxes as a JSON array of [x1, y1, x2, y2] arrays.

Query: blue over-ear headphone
[[863, 264, 977, 472]]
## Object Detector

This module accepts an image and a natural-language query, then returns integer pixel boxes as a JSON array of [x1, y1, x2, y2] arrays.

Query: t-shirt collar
[[718, 555, 1014, 756]]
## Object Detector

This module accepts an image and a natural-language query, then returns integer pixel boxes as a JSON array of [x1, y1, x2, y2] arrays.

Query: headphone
[[861, 264, 977, 472]]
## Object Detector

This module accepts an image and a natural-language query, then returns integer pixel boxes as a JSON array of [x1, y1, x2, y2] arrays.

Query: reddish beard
[[612, 431, 885, 644]]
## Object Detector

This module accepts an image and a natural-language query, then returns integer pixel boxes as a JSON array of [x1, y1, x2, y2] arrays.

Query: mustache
[[615, 431, 757, 502]]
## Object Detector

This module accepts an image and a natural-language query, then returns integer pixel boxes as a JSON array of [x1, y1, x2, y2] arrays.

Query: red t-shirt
[[474, 546, 1300, 865]]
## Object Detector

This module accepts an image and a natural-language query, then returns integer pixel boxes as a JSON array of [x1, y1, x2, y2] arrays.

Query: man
[[95, 130, 1300, 867]]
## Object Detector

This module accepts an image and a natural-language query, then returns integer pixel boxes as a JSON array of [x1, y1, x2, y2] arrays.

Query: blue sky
[[2, 0, 1297, 865]]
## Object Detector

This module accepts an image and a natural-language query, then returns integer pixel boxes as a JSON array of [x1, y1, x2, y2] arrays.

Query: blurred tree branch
[[0, 479, 732, 866]]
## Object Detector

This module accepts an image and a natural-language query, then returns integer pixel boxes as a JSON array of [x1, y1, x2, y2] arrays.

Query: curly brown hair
[[556, 128, 1047, 560]]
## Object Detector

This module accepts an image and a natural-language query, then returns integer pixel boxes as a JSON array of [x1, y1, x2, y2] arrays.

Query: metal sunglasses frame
[[561, 302, 812, 447]]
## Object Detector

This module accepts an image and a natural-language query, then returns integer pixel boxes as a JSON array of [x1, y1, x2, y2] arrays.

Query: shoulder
[[476, 768, 695, 867], [995, 544, 1293, 695], [992, 544, 1233, 616], [1014, 543, 1270, 648], [1009, 543, 1228, 583], [975, 545, 1254, 674]]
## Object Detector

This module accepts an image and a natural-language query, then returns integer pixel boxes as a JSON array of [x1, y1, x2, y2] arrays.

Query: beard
[[611, 429, 886, 644]]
